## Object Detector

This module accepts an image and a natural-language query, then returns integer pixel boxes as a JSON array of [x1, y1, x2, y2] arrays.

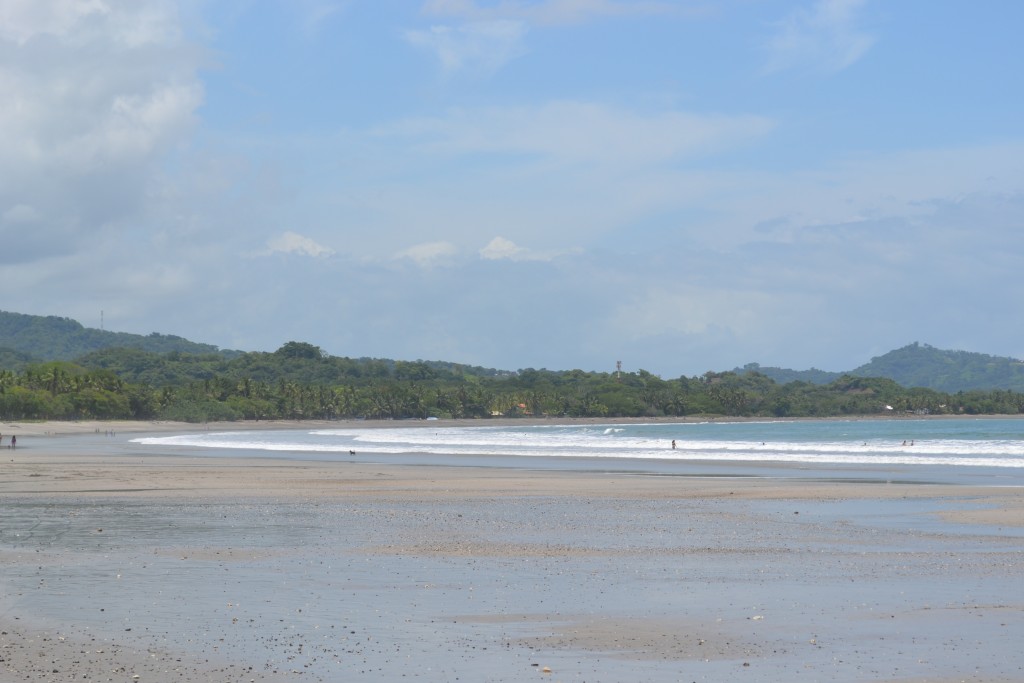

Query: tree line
[[2, 342, 1023, 422]]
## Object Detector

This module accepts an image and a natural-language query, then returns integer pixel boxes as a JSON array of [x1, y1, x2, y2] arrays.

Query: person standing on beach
[[671, 439, 676, 450], [10, 435, 15, 449]]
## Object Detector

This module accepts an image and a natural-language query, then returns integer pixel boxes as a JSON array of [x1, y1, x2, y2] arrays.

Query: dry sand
[[1, 420, 1022, 682]]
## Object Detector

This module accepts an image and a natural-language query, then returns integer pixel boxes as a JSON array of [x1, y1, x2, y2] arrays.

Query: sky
[[1, 0, 1022, 377]]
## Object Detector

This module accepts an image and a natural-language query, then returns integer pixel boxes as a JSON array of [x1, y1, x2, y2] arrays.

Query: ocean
[[132, 417, 1024, 485]]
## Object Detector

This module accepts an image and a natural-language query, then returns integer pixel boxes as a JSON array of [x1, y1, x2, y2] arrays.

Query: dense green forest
[[1, 341, 1022, 422]]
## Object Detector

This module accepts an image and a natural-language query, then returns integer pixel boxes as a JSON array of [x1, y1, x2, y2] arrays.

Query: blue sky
[[1, 0, 1022, 376]]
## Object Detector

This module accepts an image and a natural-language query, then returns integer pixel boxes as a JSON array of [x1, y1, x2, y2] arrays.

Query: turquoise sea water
[[133, 418, 1024, 485]]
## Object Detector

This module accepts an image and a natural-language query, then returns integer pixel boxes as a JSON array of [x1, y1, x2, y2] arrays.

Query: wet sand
[[1, 422, 1023, 681]]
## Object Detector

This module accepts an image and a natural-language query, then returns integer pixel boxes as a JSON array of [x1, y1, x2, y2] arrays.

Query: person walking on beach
[[9, 435, 15, 449]]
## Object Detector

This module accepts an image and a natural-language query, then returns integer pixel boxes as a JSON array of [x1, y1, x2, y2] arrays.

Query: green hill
[[0, 347, 37, 373], [849, 342, 1024, 392], [735, 363, 841, 386], [739, 342, 1024, 393], [0, 310, 239, 363]]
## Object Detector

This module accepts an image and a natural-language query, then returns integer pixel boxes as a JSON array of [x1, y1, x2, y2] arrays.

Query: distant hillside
[[739, 343, 1024, 393], [735, 363, 841, 386], [0, 346, 37, 373], [0, 310, 507, 382], [850, 342, 1024, 392], [0, 310, 239, 364]]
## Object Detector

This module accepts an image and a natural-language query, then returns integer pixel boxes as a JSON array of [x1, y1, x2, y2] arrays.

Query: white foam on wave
[[131, 426, 1024, 468]]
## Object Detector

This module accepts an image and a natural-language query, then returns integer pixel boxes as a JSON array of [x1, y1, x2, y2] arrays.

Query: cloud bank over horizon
[[2, 0, 1022, 376]]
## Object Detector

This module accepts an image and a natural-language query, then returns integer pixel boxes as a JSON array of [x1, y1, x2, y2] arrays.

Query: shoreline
[[3, 411, 1021, 438]]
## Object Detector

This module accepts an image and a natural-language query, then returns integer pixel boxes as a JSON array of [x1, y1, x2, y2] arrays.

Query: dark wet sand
[[1, 425, 1023, 682]]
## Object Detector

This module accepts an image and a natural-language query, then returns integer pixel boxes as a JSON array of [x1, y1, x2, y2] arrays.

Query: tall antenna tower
[[100, 310, 104, 331], [616, 360, 622, 380]]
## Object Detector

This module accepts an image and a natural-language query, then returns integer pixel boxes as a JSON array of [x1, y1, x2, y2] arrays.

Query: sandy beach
[[1, 420, 1023, 682]]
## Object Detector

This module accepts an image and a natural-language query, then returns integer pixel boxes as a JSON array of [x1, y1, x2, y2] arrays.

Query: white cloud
[[395, 241, 458, 267], [64, 83, 203, 167], [0, 2, 199, 170], [0, 0, 187, 48], [0, 0, 109, 45], [479, 236, 564, 261], [104, 0, 184, 47], [266, 231, 335, 258], [405, 20, 527, 76], [422, 0, 681, 27], [479, 236, 526, 260], [0, 0, 203, 267], [766, 0, 875, 73]]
